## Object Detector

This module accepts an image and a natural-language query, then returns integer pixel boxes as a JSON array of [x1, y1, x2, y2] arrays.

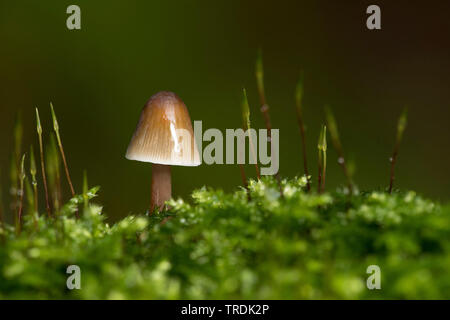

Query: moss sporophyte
[[35, 107, 52, 218], [255, 50, 283, 196], [295, 71, 311, 192]]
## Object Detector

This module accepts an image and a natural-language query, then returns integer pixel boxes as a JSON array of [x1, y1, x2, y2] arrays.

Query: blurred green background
[[1, 0, 449, 220]]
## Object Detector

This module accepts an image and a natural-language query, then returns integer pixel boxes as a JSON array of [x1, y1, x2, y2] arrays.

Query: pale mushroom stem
[[150, 164, 171, 212]]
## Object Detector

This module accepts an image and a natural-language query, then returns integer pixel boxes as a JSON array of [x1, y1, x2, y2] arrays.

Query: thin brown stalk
[[256, 52, 270, 128], [388, 108, 408, 194], [57, 139, 75, 196], [295, 73, 311, 191], [47, 134, 63, 212], [50, 103, 78, 218], [317, 156, 322, 194], [317, 125, 327, 193], [256, 53, 273, 139], [321, 152, 327, 194], [241, 89, 260, 179], [17, 154, 26, 234], [83, 170, 89, 211], [32, 184, 39, 229], [55, 163, 63, 210], [239, 164, 251, 201], [51, 104, 75, 195], [9, 154, 18, 216], [36, 108, 52, 218], [30, 146, 39, 230], [324, 106, 353, 195], [388, 149, 398, 194], [297, 115, 310, 189], [255, 51, 283, 196]]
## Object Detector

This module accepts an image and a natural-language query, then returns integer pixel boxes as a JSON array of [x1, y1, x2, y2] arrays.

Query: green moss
[[0, 177, 449, 299]]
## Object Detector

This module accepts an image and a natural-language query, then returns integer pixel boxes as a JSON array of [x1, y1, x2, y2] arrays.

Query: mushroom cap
[[126, 91, 201, 166]]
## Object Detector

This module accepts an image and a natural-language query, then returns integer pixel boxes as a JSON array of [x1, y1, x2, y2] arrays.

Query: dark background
[[1, 0, 449, 220]]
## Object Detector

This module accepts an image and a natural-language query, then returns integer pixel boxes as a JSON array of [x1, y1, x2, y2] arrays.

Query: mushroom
[[126, 91, 201, 211]]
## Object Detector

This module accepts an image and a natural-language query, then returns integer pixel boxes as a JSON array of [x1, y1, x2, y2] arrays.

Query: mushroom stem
[[150, 164, 171, 212]]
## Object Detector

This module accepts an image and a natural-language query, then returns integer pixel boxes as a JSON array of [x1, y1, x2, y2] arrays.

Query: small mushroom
[[126, 91, 201, 211]]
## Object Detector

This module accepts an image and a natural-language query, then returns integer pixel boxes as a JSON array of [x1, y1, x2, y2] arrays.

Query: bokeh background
[[1, 0, 449, 221]]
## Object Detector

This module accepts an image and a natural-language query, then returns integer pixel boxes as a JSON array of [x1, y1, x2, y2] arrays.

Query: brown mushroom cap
[[126, 91, 201, 166]]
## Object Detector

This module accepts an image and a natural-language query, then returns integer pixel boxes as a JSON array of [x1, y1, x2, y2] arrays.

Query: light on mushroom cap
[[126, 91, 201, 166]]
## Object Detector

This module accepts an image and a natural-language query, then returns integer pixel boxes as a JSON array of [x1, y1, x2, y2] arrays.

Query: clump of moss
[[0, 177, 449, 299]]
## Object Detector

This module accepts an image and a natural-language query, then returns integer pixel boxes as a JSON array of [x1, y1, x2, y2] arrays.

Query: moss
[[0, 177, 449, 299]]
